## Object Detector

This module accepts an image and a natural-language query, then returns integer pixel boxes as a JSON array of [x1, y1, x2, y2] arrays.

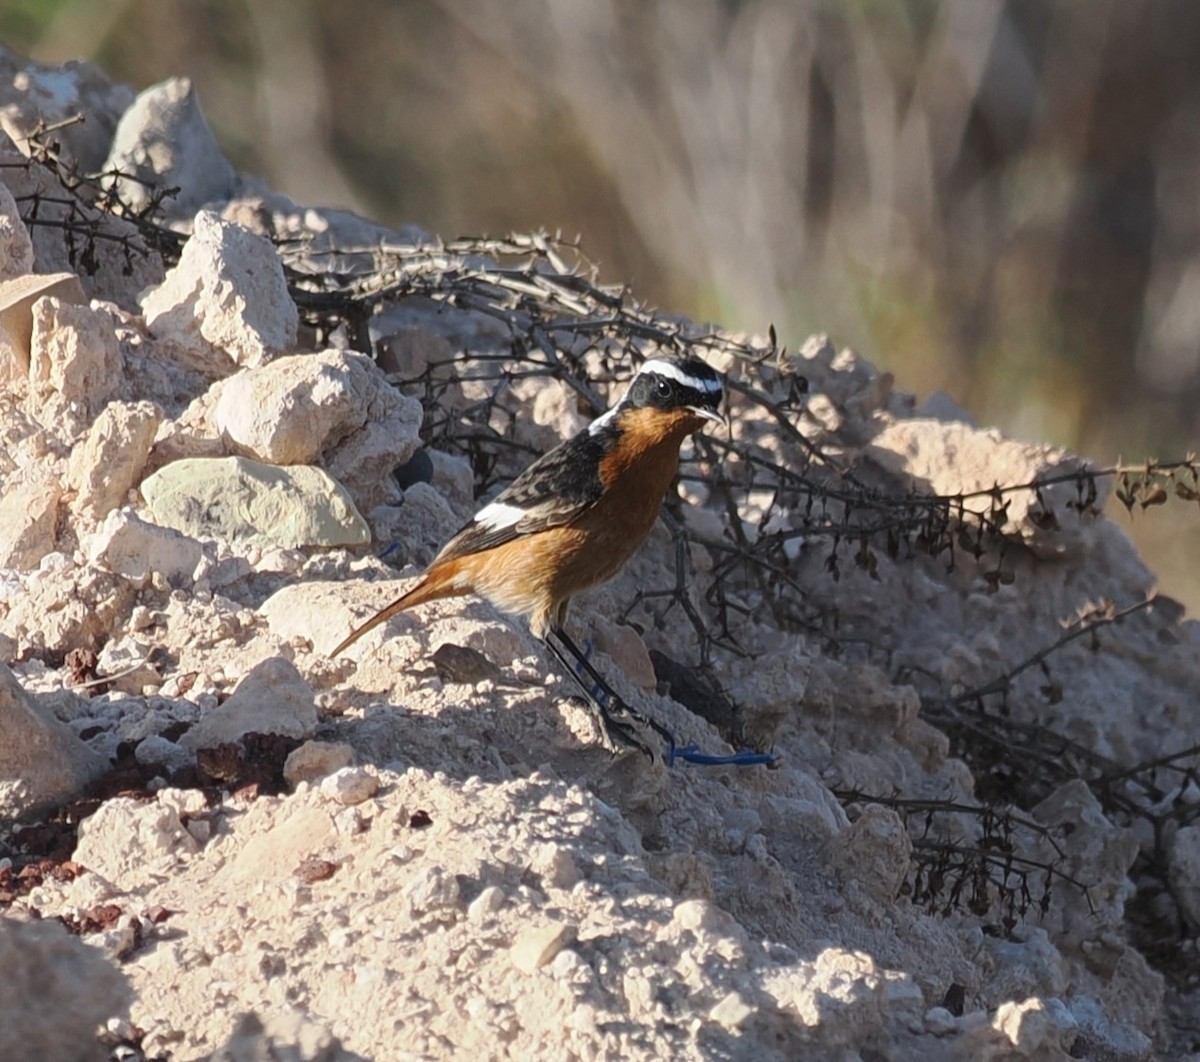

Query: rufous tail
[[329, 566, 463, 657]]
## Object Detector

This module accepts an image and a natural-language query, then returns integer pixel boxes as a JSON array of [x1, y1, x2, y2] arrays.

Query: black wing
[[432, 426, 611, 565]]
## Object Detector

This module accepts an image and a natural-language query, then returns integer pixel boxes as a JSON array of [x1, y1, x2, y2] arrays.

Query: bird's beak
[[690, 405, 727, 427]]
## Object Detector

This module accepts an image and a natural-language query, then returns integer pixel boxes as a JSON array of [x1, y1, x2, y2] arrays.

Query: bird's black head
[[622, 356, 725, 424]]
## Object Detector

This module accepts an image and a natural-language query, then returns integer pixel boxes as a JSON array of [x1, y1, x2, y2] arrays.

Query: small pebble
[[510, 922, 576, 973]]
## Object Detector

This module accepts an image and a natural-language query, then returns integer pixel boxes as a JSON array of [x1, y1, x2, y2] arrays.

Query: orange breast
[[452, 407, 705, 636]]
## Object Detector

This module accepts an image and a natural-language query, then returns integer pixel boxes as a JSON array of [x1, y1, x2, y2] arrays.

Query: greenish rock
[[140, 456, 370, 549]]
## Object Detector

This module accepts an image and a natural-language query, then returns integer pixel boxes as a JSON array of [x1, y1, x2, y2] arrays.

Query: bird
[[329, 355, 725, 757]]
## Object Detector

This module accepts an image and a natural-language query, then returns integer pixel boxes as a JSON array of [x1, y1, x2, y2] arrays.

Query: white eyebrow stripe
[[638, 358, 722, 393], [474, 500, 526, 530]]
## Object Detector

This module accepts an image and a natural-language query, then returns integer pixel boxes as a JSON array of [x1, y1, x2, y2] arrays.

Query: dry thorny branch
[[13, 117, 1200, 943]]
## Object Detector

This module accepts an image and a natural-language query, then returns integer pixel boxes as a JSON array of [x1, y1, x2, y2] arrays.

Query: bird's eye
[[655, 378, 672, 399]]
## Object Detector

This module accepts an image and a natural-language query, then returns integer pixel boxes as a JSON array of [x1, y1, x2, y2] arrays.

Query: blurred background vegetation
[[3, 0, 1199, 610]]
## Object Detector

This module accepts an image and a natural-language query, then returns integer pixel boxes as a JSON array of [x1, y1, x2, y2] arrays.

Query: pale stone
[[27, 296, 122, 420], [1169, 824, 1200, 930], [319, 766, 379, 806], [0, 53, 134, 169], [179, 657, 317, 752], [0, 181, 33, 280], [0, 661, 105, 819], [212, 349, 422, 513], [67, 400, 163, 526], [0, 919, 129, 1062], [709, 991, 755, 1030], [867, 419, 1106, 560], [0, 272, 85, 384], [140, 455, 369, 549], [0, 473, 60, 570], [829, 804, 913, 903], [140, 211, 297, 373], [103, 76, 236, 219], [511, 922, 576, 973], [83, 508, 204, 589], [74, 796, 200, 889], [592, 617, 656, 690], [284, 740, 356, 788]]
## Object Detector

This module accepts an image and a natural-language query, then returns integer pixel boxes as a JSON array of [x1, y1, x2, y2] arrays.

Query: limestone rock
[[212, 349, 423, 512], [28, 297, 123, 425], [0, 45, 135, 169], [140, 455, 369, 549], [0, 472, 61, 570], [0, 272, 86, 385], [140, 211, 298, 374], [1169, 824, 1200, 930], [83, 508, 204, 589], [74, 795, 201, 890], [319, 766, 379, 806], [259, 581, 362, 649], [0, 557, 134, 658], [180, 657, 318, 752], [284, 741, 356, 788], [829, 804, 913, 903], [103, 76, 236, 219], [867, 419, 1106, 560], [0, 179, 33, 280], [0, 661, 106, 819], [510, 922, 576, 973], [0, 918, 130, 1062], [67, 400, 163, 526]]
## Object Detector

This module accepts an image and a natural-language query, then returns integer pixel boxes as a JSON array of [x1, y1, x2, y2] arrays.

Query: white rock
[[180, 656, 318, 752], [0, 472, 60, 570], [0, 272, 83, 384], [66, 400, 163, 526], [103, 76, 236, 218], [134, 734, 193, 775], [0, 919, 129, 1062], [0, 53, 134, 169], [427, 447, 475, 507], [403, 866, 462, 918], [0, 178, 33, 280], [319, 766, 379, 806], [528, 842, 582, 889], [709, 991, 756, 1031], [140, 210, 297, 373], [830, 804, 912, 902], [993, 997, 1077, 1054], [27, 296, 122, 422], [510, 922, 576, 973], [467, 885, 506, 922], [0, 661, 105, 819], [1169, 823, 1200, 929], [284, 740, 356, 788], [84, 508, 204, 589], [213, 350, 422, 516], [867, 419, 1106, 560], [74, 795, 200, 889], [924, 1006, 958, 1035], [0, 141, 163, 310]]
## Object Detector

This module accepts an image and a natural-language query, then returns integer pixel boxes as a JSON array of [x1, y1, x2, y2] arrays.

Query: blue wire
[[668, 745, 779, 768]]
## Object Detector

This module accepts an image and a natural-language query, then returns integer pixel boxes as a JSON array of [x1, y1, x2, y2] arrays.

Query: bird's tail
[[329, 566, 464, 657]]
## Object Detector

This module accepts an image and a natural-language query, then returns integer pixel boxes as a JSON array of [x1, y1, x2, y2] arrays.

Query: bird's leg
[[545, 626, 675, 760]]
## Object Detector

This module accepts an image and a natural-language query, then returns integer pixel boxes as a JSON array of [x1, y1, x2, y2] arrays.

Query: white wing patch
[[474, 500, 526, 532], [638, 358, 722, 393]]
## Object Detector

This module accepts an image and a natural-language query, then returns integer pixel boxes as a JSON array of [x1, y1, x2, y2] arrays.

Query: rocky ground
[[2, 46, 1199, 1062]]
